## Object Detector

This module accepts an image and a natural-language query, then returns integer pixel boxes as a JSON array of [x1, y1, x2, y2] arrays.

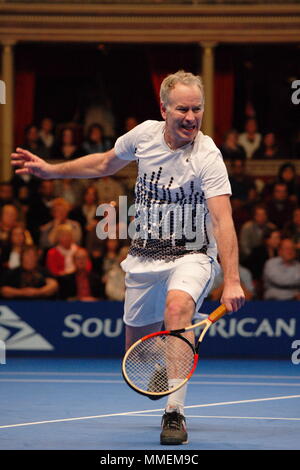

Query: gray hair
[[160, 70, 204, 107]]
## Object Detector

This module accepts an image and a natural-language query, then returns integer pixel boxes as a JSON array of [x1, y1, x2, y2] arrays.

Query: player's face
[[161, 83, 204, 150]]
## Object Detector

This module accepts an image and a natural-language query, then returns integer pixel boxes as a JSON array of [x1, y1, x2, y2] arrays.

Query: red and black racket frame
[[122, 328, 199, 401]]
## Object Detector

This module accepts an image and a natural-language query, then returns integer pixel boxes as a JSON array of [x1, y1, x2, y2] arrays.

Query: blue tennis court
[[0, 357, 299, 450]]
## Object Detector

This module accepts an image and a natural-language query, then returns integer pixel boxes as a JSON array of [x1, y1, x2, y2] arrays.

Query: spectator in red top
[[46, 224, 79, 277]]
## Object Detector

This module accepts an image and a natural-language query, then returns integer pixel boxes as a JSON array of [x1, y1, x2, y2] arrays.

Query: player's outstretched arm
[[11, 147, 129, 180], [207, 194, 245, 313]]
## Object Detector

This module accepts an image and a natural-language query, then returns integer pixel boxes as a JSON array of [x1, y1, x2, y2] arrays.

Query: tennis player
[[11, 70, 245, 445]]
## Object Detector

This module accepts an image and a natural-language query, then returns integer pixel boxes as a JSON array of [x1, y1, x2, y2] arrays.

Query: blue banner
[[0, 300, 299, 358]]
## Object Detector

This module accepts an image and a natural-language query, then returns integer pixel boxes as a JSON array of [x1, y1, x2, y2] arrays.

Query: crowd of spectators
[[0, 115, 299, 303], [228, 153, 300, 300]]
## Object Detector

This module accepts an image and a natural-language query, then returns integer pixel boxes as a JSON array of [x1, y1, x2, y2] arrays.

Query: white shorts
[[122, 253, 219, 327]]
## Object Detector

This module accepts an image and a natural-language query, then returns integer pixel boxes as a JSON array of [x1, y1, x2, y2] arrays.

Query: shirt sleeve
[[201, 151, 232, 200], [114, 121, 147, 161]]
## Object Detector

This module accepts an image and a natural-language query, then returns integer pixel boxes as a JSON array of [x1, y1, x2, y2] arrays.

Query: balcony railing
[[1, 0, 299, 5]]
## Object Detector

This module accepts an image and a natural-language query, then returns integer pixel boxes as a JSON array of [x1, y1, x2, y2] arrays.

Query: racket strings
[[124, 334, 195, 394]]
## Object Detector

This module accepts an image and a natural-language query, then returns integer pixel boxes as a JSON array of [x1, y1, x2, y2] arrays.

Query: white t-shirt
[[238, 132, 262, 159], [114, 120, 231, 272]]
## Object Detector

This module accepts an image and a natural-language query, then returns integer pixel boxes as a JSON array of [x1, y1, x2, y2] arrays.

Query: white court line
[[131, 414, 300, 422], [1, 372, 300, 380], [0, 372, 122, 377], [0, 394, 299, 430], [0, 379, 124, 384], [190, 381, 300, 387], [0, 378, 299, 387]]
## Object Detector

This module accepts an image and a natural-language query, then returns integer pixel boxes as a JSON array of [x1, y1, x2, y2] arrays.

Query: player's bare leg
[[161, 289, 195, 445], [125, 321, 163, 351]]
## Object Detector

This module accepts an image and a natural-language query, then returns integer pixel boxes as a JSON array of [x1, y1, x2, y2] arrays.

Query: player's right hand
[[11, 147, 53, 179]]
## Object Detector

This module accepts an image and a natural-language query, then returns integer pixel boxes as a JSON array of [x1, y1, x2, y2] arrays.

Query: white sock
[[166, 379, 187, 416]]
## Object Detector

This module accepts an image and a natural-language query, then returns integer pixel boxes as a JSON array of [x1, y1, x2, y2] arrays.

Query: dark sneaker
[[160, 410, 188, 445]]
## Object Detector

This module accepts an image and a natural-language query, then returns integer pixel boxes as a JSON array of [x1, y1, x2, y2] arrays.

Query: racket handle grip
[[208, 304, 227, 323]]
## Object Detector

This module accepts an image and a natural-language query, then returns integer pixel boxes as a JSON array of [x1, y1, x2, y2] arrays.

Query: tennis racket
[[122, 304, 227, 400]]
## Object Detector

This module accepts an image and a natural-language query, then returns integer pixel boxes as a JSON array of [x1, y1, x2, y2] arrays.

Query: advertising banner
[[0, 300, 299, 358]]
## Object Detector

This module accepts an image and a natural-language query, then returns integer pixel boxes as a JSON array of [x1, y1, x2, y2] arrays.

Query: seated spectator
[[266, 182, 296, 230], [263, 239, 300, 300], [231, 186, 261, 236], [58, 247, 104, 301], [1, 225, 33, 270], [102, 238, 122, 275], [277, 163, 300, 205], [252, 132, 281, 159], [262, 162, 300, 204], [0, 245, 58, 300], [26, 180, 56, 243], [39, 197, 82, 251], [104, 246, 129, 301], [220, 129, 246, 161], [85, 229, 105, 273], [243, 186, 262, 216], [50, 126, 83, 160], [82, 123, 112, 154], [0, 183, 30, 229], [46, 224, 80, 277], [23, 124, 48, 158], [39, 117, 55, 155], [53, 179, 86, 208], [70, 185, 99, 242], [0, 204, 26, 249], [209, 264, 255, 301], [244, 228, 281, 282], [94, 175, 126, 205], [283, 207, 300, 258], [84, 103, 116, 142], [16, 185, 32, 223], [0, 182, 19, 208], [229, 159, 256, 207], [239, 205, 276, 261], [238, 118, 262, 159], [10, 172, 40, 205]]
